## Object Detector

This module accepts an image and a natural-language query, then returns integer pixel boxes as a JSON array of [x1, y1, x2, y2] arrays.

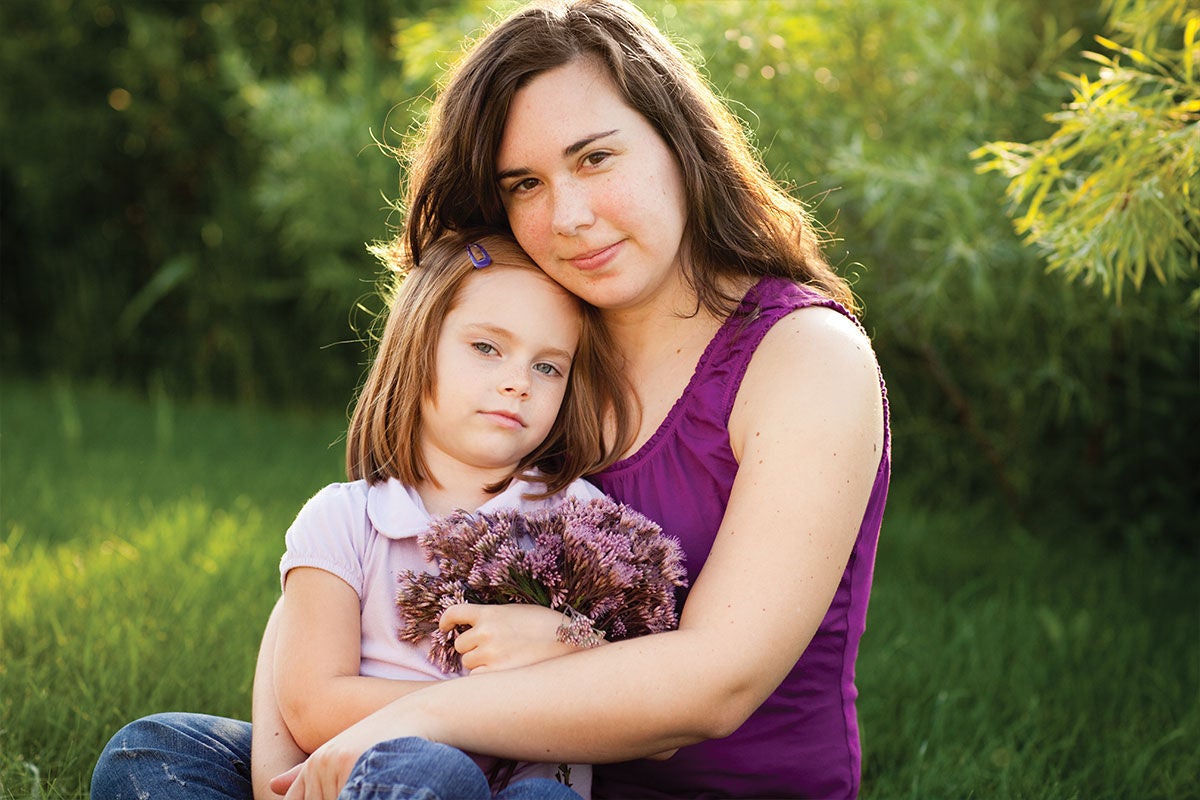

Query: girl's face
[[496, 58, 689, 314], [421, 265, 580, 479]]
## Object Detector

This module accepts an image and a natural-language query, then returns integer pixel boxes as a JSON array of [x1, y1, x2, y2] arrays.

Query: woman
[[93, 1, 889, 798], [273, 0, 889, 797]]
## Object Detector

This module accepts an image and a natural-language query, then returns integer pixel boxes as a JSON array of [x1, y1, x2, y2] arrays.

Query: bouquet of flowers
[[396, 495, 688, 673]]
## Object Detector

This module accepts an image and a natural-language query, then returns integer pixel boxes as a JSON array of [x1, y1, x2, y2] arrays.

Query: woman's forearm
[[365, 627, 763, 764], [278, 673, 439, 754]]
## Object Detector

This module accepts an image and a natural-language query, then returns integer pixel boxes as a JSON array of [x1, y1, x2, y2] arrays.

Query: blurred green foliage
[[2, 0, 1195, 545], [1, 0, 439, 406], [659, 0, 1198, 545], [974, 0, 1199, 301]]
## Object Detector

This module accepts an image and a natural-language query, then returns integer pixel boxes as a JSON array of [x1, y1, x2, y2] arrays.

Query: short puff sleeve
[[279, 481, 371, 597]]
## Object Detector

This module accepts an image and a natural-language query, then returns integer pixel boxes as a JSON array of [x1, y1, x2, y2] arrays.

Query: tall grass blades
[[859, 492, 1200, 799], [1, 380, 1197, 798], [1, 379, 345, 798]]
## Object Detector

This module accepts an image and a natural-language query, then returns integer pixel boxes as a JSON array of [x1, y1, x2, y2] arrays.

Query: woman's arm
[[250, 600, 306, 800], [278, 308, 886, 795]]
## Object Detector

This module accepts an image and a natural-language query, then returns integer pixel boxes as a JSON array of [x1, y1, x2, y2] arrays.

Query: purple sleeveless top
[[590, 276, 891, 799]]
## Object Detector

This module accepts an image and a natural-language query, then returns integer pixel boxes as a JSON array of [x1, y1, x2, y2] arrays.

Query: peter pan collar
[[365, 476, 545, 541]]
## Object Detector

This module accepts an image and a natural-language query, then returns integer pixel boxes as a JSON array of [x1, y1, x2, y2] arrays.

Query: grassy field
[[2, 377, 1196, 799]]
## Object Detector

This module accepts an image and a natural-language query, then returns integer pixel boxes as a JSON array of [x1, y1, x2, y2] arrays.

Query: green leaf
[[116, 254, 197, 339]]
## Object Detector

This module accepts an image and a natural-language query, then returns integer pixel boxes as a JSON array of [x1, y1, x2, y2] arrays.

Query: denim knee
[[90, 712, 252, 800], [496, 777, 585, 800], [339, 737, 491, 800]]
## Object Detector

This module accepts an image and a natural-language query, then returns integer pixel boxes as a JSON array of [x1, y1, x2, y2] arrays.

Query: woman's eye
[[533, 362, 562, 377], [583, 150, 611, 167], [508, 177, 540, 194], [472, 342, 497, 356]]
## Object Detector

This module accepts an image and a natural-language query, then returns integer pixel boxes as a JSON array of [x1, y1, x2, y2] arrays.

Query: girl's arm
[[277, 307, 887, 796], [275, 568, 438, 753], [251, 599, 306, 800], [275, 567, 582, 753]]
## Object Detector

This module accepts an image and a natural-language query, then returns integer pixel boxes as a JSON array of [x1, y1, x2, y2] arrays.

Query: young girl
[[272, 230, 633, 799]]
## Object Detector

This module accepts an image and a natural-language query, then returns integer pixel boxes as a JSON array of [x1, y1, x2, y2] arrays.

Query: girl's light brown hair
[[347, 230, 635, 496], [395, 0, 855, 316]]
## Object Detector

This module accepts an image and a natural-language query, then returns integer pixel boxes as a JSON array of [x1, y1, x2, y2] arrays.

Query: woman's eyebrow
[[563, 129, 618, 157], [496, 129, 620, 182]]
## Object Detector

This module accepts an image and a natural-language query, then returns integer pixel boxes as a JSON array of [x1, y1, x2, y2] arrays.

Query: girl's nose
[[550, 181, 594, 236], [501, 369, 531, 397]]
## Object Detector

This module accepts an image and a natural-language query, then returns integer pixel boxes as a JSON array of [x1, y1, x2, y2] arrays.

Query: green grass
[[858, 500, 1198, 799], [1, 377, 347, 799], [2, 377, 1197, 799]]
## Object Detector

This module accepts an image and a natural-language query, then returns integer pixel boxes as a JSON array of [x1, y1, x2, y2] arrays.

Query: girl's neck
[[414, 449, 513, 517], [415, 480, 500, 518]]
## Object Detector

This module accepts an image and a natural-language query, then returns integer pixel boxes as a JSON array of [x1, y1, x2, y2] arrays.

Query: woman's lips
[[567, 241, 622, 271]]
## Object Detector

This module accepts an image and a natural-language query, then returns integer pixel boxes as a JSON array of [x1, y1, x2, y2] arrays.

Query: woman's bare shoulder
[[730, 304, 883, 458]]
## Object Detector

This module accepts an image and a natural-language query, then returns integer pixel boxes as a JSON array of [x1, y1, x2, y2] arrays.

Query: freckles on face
[[495, 59, 689, 310]]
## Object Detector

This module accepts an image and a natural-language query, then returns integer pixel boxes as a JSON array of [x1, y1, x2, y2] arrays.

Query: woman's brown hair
[[395, 0, 855, 316], [347, 230, 635, 495]]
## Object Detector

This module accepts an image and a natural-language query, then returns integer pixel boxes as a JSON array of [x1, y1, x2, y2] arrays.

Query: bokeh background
[[2, 0, 1197, 797]]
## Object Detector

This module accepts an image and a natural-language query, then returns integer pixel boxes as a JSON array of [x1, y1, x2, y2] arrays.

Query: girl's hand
[[439, 603, 580, 672]]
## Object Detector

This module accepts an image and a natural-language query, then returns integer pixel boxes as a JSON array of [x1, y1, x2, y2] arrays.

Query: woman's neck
[[603, 275, 749, 456], [603, 273, 750, 375]]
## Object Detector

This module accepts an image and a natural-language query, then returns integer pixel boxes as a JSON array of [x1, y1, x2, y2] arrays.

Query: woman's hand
[[273, 708, 418, 800], [439, 603, 579, 673]]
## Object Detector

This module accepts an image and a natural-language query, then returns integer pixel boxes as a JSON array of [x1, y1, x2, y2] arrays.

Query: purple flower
[[396, 496, 687, 672]]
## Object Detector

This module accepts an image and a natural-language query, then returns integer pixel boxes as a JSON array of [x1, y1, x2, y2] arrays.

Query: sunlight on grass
[[858, 493, 1199, 799], [2, 378, 345, 798], [1, 378, 1196, 799], [1, 495, 280, 799]]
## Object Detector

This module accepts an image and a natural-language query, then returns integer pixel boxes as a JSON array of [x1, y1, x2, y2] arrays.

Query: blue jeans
[[91, 713, 253, 799], [91, 712, 580, 800], [340, 737, 581, 800]]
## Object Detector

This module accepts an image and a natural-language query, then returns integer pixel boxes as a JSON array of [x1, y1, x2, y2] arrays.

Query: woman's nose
[[550, 181, 594, 236]]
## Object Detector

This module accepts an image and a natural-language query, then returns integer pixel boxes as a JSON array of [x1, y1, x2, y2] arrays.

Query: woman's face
[[495, 58, 689, 314]]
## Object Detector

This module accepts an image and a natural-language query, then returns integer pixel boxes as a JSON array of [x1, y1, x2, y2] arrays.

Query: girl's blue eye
[[533, 362, 562, 377], [473, 342, 497, 355]]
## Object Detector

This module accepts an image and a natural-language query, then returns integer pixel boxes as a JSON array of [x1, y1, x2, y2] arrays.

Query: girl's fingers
[[453, 625, 479, 654], [438, 602, 483, 632]]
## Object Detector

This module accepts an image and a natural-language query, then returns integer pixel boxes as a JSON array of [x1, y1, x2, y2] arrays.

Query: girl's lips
[[481, 410, 525, 429], [567, 241, 622, 271]]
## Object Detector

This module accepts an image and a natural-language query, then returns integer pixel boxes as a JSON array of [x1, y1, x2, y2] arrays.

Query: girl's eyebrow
[[496, 129, 619, 182], [466, 323, 575, 363]]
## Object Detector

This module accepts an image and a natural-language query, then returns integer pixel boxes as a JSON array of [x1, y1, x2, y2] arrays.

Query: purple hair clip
[[466, 242, 492, 269]]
